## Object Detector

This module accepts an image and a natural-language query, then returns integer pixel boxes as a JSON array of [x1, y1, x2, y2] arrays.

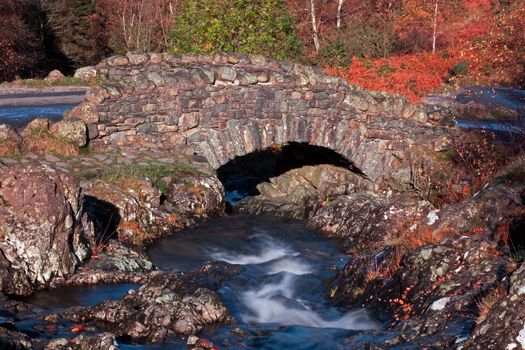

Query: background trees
[[170, 0, 301, 60], [0, 0, 45, 81], [395, 0, 461, 54], [1, 0, 523, 94], [97, 0, 177, 53], [42, 0, 108, 70]]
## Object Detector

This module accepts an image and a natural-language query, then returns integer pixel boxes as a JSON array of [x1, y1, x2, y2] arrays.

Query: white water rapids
[[209, 233, 378, 331]]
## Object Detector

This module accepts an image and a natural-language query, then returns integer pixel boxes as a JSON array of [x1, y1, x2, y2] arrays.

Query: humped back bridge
[[68, 52, 456, 185]]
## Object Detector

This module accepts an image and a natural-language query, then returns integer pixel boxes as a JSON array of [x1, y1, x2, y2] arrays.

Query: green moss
[[79, 145, 91, 155], [100, 161, 202, 194], [75, 167, 100, 181], [112, 256, 140, 272], [449, 60, 469, 77]]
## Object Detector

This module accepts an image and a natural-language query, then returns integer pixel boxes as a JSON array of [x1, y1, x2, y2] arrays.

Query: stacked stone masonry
[[67, 51, 457, 184]]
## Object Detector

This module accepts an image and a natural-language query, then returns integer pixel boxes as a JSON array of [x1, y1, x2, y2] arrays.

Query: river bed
[[13, 215, 381, 349]]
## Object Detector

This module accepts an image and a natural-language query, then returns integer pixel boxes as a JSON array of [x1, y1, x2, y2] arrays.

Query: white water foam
[[265, 257, 314, 275], [240, 273, 378, 330], [209, 232, 378, 331], [209, 234, 299, 265]]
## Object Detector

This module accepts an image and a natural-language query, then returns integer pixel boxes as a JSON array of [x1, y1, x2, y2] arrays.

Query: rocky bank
[[235, 155, 525, 348]]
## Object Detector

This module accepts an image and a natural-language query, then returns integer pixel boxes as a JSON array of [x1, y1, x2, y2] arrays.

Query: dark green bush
[[170, 0, 301, 60], [316, 39, 353, 67], [316, 16, 396, 67], [450, 60, 469, 76]]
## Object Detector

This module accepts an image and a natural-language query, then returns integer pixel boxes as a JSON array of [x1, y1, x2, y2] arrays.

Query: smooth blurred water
[[456, 119, 525, 133], [0, 103, 76, 129], [147, 215, 379, 349], [24, 283, 139, 309], [11, 283, 138, 341], [456, 86, 525, 111]]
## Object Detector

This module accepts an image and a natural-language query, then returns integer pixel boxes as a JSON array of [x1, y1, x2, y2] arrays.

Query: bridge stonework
[[68, 52, 456, 185]]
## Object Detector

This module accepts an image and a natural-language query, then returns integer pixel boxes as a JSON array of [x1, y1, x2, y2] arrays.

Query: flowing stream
[[148, 215, 378, 349], [13, 215, 380, 349]]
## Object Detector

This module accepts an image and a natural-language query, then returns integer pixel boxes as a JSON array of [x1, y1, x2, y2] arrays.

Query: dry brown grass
[[120, 219, 163, 246], [475, 287, 505, 324], [119, 220, 143, 236], [2, 76, 100, 88], [0, 139, 22, 158], [495, 206, 525, 247], [382, 217, 491, 277], [384, 218, 454, 254], [23, 126, 79, 157], [494, 157, 525, 184], [364, 259, 382, 283], [119, 220, 152, 246]]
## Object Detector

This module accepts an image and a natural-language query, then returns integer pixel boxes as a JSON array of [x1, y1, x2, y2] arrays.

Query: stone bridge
[[68, 52, 456, 185]]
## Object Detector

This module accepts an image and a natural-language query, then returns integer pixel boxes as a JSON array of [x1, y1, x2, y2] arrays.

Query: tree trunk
[[432, 0, 438, 54], [310, 0, 320, 52], [337, 0, 344, 29]]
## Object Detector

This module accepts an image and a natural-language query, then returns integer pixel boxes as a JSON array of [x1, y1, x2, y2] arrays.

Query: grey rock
[[74, 66, 97, 80], [216, 66, 237, 82], [0, 163, 93, 296], [50, 119, 88, 147]]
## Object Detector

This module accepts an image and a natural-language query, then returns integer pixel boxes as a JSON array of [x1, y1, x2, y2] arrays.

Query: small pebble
[[187, 335, 199, 345]]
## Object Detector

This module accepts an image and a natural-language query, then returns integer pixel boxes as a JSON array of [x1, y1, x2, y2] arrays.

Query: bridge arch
[[217, 142, 365, 201], [67, 52, 455, 186]]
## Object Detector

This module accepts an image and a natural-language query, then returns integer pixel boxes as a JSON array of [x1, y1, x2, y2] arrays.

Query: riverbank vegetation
[[1, 0, 523, 98]]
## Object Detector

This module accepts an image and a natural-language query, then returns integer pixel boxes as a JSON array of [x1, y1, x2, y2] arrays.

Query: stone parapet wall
[[67, 51, 457, 184]]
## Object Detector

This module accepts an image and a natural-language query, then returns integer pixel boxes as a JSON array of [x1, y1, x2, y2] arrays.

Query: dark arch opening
[[217, 142, 366, 204]]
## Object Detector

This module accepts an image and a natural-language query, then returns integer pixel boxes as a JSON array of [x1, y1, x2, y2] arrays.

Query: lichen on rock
[[0, 162, 94, 295]]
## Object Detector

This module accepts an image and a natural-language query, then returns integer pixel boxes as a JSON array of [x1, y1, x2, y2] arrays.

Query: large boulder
[[431, 174, 525, 235], [163, 172, 225, 223], [465, 263, 525, 349], [64, 102, 99, 125], [0, 326, 32, 350], [50, 119, 88, 147], [22, 118, 80, 157], [66, 239, 155, 286], [73, 66, 97, 81], [0, 163, 93, 295], [236, 164, 371, 219], [44, 333, 120, 350], [44, 69, 64, 83], [64, 263, 238, 343], [330, 237, 515, 348], [306, 192, 433, 255], [84, 168, 224, 246]]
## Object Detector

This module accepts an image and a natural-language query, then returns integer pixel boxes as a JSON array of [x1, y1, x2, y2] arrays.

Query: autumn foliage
[[1, 0, 524, 92], [97, 0, 178, 53], [454, 2, 525, 87], [322, 1, 525, 100], [0, 0, 44, 81], [325, 53, 457, 102]]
